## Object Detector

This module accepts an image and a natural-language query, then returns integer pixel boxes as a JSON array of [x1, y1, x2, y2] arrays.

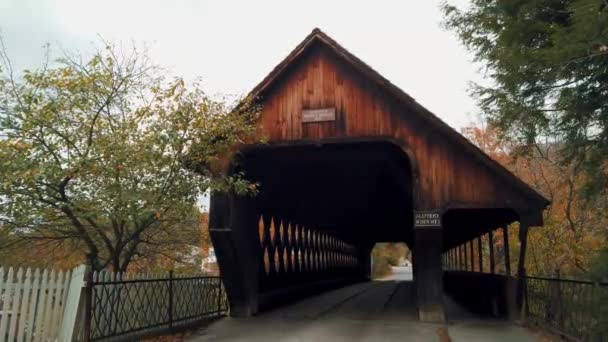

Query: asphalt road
[[189, 273, 538, 342]]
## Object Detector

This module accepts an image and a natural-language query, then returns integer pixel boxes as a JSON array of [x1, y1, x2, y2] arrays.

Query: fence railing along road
[[1, 265, 227, 342], [87, 271, 228, 341], [524, 275, 607, 342]]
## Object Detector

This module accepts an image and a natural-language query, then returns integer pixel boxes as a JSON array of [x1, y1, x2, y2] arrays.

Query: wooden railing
[[257, 215, 360, 292]]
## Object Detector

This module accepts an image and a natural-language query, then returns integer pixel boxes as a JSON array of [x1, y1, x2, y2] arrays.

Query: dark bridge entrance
[[208, 29, 549, 322], [244, 140, 414, 247], [241, 140, 413, 307]]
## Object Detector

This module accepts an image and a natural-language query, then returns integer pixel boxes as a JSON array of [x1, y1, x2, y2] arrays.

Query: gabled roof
[[246, 28, 549, 207]]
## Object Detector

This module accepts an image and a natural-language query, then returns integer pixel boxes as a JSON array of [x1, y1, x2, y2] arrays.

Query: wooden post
[[462, 242, 469, 271], [503, 225, 511, 276], [517, 219, 531, 319], [477, 236, 483, 273], [413, 225, 445, 322], [450, 249, 455, 270], [469, 240, 475, 272], [517, 221, 530, 278], [59, 265, 89, 342], [488, 231, 495, 274], [460, 244, 465, 270], [209, 191, 260, 317]]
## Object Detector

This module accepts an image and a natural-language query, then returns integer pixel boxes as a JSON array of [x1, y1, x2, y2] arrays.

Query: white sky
[[0, 0, 480, 130]]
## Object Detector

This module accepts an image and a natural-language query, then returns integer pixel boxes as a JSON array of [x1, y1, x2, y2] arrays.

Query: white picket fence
[[0, 265, 86, 342]]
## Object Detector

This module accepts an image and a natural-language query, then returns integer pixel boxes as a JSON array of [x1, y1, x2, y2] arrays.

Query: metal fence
[[524, 276, 608, 341], [86, 271, 228, 341]]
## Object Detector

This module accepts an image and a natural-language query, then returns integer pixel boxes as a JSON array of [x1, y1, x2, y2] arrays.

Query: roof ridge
[[245, 28, 549, 207]]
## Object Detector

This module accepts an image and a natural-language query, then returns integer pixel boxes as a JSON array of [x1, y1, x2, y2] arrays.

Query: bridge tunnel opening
[[371, 242, 412, 280], [232, 140, 416, 309], [211, 141, 530, 319]]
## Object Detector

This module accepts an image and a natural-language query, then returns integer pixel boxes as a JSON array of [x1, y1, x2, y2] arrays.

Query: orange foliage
[[462, 122, 607, 277]]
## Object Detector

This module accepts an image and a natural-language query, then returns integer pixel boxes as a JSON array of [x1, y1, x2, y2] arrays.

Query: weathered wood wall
[[256, 45, 536, 211]]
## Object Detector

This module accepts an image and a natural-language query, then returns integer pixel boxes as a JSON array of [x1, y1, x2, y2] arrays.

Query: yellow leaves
[[7, 139, 31, 152], [88, 55, 102, 68]]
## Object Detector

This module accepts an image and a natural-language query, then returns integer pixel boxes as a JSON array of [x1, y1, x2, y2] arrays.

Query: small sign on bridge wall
[[414, 210, 442, 228], [302, 107, 336, 123]]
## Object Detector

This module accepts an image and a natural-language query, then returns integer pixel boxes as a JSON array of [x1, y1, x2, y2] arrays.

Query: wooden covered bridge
[[208, 28, 549, 323]]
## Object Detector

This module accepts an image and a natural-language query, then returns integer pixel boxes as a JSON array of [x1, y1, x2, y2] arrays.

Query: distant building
[[201, 247, 218, 274]]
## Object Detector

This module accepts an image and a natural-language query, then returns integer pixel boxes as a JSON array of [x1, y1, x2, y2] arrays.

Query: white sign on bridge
[[414, 211, 441, 227], [302, 107, 336, 123]]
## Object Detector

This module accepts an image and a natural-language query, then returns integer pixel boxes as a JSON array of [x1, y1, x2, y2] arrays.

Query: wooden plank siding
[[254, 41, 545, 212]]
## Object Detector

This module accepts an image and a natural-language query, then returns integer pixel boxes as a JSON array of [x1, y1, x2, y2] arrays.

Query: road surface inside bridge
[[189, 267, 538, 341]]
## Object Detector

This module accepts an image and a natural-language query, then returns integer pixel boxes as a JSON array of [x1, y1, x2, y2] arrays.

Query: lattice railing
[[88, 271, 227, 341], [257, 215, 359, 290]]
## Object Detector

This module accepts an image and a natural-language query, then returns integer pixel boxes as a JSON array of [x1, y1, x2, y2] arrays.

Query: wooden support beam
[[209, 191, 260, 317], [461, 244, 466, 270], [488, 231, 495, 274], [477, 236, 483, 273], [517, 220, 530, 277], [450, 249, 455, 270], [448, 250, 452, 270], [413, 226, 445, 322], [503, 225, 511, 276], [469, 240, 475, 272], [450, 248, 454, 270], [462, 242, 469, 271], [516, 216, 532, 319]]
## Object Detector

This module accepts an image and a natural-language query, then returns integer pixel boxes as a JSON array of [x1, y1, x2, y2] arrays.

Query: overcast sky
[[1, 0, 479, 130]]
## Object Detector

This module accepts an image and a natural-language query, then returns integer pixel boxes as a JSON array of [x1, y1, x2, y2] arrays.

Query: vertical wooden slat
[[489, 231, 495, 274], [60, 269, 72, 334], [503, 225, 511, 275], [469, 240, 475, 272], [451, 249, 455, 270], [461, 244, 466, 270], [16, 268, 32, 342], [34, 268, 49, 342], [41, 269, 56, 342], [463, 243, 469, 271], [0, 267, 14, 339], [49, 270, 66, 338], [477, 237, 483, 273], [59, 266, 87, 342], [25, 269, 41, 342], [8, 267, 24, 340]]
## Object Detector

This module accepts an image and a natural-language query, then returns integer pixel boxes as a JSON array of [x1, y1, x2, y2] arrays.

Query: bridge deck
[[189, 269, 539, 341]]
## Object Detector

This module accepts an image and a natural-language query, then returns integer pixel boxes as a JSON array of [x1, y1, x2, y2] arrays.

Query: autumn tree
[[463, 121, 608, 278], [0, 40, 258, 271], [371, 243, 409, 278], [442, 0, 608, 197]]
